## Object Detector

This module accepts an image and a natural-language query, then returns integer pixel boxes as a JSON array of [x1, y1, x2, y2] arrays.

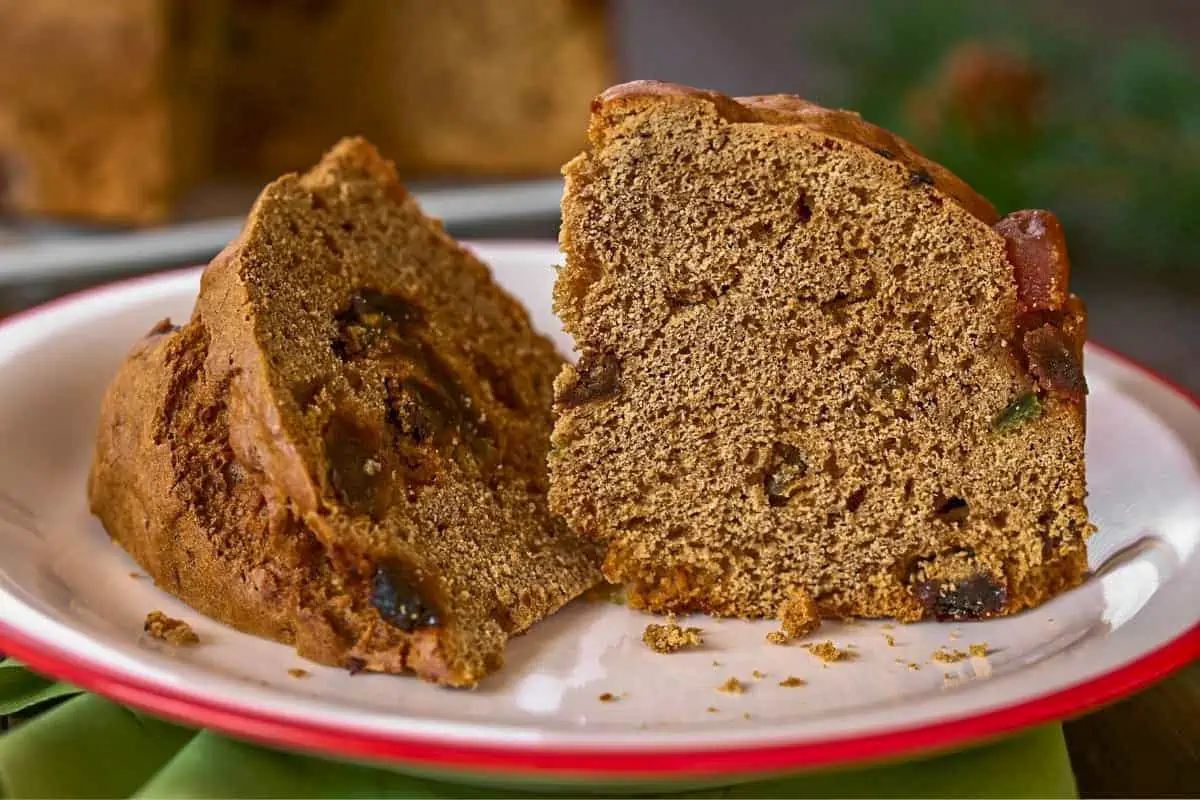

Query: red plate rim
[[0, 268, 1198, 780]]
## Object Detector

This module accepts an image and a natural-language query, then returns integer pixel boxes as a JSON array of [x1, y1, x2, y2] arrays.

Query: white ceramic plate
[[0, 242, 1196, 786]]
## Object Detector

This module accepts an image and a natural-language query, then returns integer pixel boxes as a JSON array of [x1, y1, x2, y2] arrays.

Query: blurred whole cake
[[0, 0, 609, 223]]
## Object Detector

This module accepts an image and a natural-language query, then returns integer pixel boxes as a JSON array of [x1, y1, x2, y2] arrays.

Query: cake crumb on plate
[[779, 676, 806, 687], [803, 641, 852, 662], [778, 590, 821, 638], [969, 643, 990, 657], [717, 677, 746, 695], [932, 647, 970, 663], [287, 668, 309, 679], [643, 621, 703, 653], [766, 630, 788, 645], [143, 611, 198, 646]]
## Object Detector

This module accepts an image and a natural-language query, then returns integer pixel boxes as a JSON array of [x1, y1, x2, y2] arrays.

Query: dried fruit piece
[[993, 392, 1042, 432], [323, 415, 387, 518], [764, 443, 809, 506], [994, 210, 1070, 313], [558, 351, 621, 407], [914, 574, 1008, 621], [345, 289, 425, 329], [370, 564, 440, 631], [934, 496, 970, 523], [1023, 325, 1087, 402]]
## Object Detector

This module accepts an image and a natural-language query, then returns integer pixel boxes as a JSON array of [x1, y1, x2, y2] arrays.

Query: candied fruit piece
[[558, 351, 620, 407], [1023, 325, 1087, 401], [914, 574, 1007, 620], [371, 564, 441, 631], [994, 210, 1070, 313], [993, 392, 1042, 432]]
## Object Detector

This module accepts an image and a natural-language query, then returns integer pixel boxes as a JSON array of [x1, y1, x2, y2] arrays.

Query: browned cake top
[[591, 80, 998, 225]]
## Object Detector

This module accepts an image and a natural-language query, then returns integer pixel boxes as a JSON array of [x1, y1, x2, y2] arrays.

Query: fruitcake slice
[[91, 138, 600, 685], [550, 81, 1090, 624]]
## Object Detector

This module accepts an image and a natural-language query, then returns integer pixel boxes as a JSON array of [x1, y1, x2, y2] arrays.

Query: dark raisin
[[914, 575, 1007, 620], [764, 442, 809, 506], [345, 657, 367, 675], [909, 168, 934, 187], [323, 415, 385, 518], [558, 351, 620, 408], [1023, 325, 1086, 402], [370, 564, 441, 631], [873, 147, 895, 159], [388, 378, 455, 445], [473, 352, 523, 411], [795, 190, 813, 223], [345, 289, 425, 329], [934, 495, 970, 523], [993, 392, 1043, 432]]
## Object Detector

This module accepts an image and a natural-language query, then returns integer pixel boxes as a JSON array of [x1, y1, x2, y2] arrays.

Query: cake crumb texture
[[551, 80, 1090, 624]]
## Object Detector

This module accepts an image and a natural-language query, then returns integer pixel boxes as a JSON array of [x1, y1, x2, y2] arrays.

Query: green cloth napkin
[[0, 663, 1077, 798]]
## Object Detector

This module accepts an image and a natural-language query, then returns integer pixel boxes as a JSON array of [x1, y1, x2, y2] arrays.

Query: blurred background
[[0, 2, 1196, 795], [5, 0, 1195, 394]]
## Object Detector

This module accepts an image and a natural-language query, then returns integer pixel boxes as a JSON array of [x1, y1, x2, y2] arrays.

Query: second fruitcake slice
[[550, 81, 1090, 625], [91, 138, 601, 685]]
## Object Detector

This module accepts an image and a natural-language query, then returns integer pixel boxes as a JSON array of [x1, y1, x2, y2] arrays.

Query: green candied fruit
[[992, 392, 1044, 433]]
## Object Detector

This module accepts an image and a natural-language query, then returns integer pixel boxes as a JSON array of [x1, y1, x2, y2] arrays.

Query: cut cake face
[[551, 81, 1089, 623]]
